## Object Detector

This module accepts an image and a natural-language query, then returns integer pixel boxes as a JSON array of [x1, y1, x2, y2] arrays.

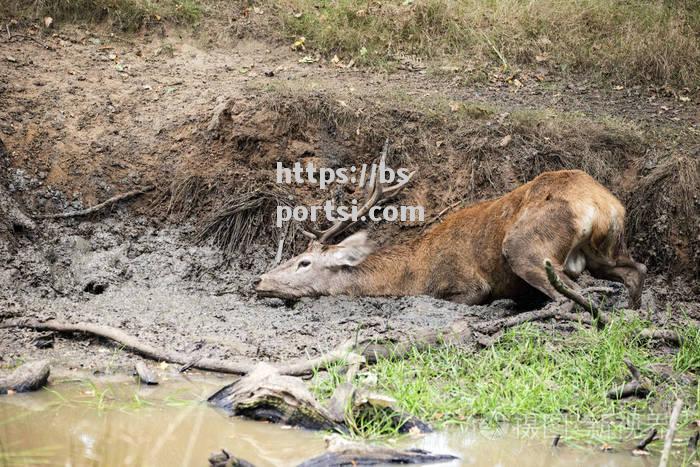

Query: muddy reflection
[[0, 378, 657, 466]]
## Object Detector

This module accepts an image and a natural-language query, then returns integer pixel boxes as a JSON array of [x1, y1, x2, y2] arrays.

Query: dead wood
[[0, 319, 358, 376], [545, 260, 608, 329], [659, 399, 683, 467], [552, 434, 561, 447], [635, 428, 658, 451], [208, 363, 343, 431], [297, 436, 458, 466], [0, 360, 50, 394], [607, 359, 651, 400], [135, 362, 159, 385], [208, 449, 255, 467], [35, 185, 155, 219], [640, 329, 682, 346], [688, 432, 699, 454]]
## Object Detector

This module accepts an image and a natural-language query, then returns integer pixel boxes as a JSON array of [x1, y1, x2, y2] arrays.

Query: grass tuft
[[313, 316, 700, 444]]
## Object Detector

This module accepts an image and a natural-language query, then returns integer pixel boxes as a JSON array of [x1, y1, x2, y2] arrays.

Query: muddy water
[[0, 378, 653, 467]]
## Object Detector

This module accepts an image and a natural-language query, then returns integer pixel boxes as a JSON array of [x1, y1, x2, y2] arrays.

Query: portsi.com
[[276, 200, 424, 228]]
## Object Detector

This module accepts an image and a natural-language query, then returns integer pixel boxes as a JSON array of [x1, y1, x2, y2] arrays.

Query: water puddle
[[0, 377, 658, 466]]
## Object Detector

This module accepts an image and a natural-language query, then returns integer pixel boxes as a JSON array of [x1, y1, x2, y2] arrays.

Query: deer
[[255, 143, 647, 310]]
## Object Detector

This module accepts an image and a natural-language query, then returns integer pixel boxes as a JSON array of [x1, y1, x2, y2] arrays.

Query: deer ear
[[332, 231, 374, 267]]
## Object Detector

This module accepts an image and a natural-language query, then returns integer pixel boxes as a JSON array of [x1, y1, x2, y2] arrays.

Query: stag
[[255, 145, 646, 309]]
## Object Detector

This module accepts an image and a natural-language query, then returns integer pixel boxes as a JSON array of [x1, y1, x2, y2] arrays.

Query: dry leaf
[[679, 96, 690, 102], [298, 55, 318, 64], [291, 37, 306, 51], [449, 102, 461, 112], [535, 53, 549, 62], [613, 85, 624, 90], [43, 16, 53, 28], [331, 55, 340, 64], [499, 134, 512, 147]]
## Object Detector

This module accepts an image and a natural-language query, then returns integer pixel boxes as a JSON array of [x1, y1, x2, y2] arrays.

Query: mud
[[0, 23, 699, 372]]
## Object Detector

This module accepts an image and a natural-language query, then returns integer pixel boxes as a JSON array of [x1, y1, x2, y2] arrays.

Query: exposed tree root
[[35, 185, 155, 219]]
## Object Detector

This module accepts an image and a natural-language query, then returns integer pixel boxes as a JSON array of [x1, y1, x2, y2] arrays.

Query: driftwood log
[[135, 362, 159, 385], [208, 363, 343, 431], [208, 449, 255, 467], [0, 360, 50, 394], [297, 436, 458, 466]]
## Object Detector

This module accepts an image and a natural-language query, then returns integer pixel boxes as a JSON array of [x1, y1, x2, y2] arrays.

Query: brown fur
[[257, 170, 647, 308]]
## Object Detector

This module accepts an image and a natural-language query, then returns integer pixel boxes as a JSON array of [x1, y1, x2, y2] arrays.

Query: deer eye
[[298, 260, 311, 269]]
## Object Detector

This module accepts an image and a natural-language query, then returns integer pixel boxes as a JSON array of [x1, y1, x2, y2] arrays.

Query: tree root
[[35, 185, 155, 219]]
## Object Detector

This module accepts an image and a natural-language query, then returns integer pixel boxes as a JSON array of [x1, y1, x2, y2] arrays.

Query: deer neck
[[329, 244, 420, 297]]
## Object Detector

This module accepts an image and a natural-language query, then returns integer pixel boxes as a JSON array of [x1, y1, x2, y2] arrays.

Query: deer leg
[[502, 205, 582, 302]]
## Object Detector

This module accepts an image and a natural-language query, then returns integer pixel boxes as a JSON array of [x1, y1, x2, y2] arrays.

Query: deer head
[[254, 231, 375, 299], [255, 140, 415, 300]]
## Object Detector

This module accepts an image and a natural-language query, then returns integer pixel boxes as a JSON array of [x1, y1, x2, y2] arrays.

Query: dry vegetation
[[279, 0, 700, 89], [1, 0, 201, 30]]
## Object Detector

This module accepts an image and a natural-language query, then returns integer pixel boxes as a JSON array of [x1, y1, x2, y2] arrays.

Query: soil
[[0, 21, 698, 373]]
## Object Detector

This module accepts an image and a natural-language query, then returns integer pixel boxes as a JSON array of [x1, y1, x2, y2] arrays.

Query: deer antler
[[302, 139, 416, 244]]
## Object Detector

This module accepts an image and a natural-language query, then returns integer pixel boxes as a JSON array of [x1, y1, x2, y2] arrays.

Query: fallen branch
[[544, 260, 608, 330], [640, 329, 682, 346], [636, 428, 658, 452], [659, 399, 683, 467], [607, 359, 651, 400], [0, 360, 50, 394], [0, 319, 354, 376], [35, 185, 155, 219], [297, 435, 458, 466]]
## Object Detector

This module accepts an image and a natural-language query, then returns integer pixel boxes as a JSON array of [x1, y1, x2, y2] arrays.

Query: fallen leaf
[[331, 54, 340, 64], [613, 85, 624, 90], [293, 12, 303, 18], [43, 16, 53, 28], [679, 96, 690, 102], [499, 134, 512, 147], [512, 78, 523, 87], [6, 56, 17, 63], [535, 53, 549, 62], [291, 37, 306, 51], [298, 55, 318, 64], [449, 102, 461, 112], [599, 443, 613, 451]]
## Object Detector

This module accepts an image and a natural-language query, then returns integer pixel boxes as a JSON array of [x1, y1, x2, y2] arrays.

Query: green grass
[[280, 0, 700, 89], [1, 0, 202, 30], [312, 316, 700, 446]]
